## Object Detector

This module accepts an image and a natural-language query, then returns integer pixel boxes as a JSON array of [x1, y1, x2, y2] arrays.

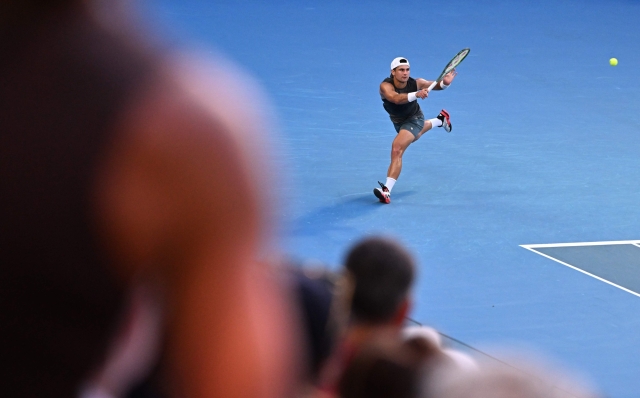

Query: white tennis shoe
[[373, 181, 391, 204]]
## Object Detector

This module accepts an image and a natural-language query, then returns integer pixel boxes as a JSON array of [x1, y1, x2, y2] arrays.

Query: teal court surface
[[139, 1, 640, 396]]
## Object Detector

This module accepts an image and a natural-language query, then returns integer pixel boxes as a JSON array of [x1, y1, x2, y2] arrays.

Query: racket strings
[[437, 48, 469, 81]]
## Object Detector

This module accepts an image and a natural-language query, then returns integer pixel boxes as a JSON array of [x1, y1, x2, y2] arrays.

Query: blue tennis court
[[139, 1, 640, 396]]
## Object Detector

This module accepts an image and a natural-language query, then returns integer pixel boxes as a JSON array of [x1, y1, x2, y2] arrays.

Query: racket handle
[[426, 80, 438, 92]]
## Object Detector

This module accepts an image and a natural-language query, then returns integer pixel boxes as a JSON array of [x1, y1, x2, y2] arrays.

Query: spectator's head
[[344, 236, 415, 326], [288, 264, 340, 382], [338, 333, 425, 398]]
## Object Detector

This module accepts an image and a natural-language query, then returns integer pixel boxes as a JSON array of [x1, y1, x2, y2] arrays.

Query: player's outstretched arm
[[380, 81, 428, 102], [417, 78, 436, 90], [418, 70, 458, 91]]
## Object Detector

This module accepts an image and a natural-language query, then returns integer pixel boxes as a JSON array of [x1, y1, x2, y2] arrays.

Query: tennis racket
[[426, 48, 470, 92]]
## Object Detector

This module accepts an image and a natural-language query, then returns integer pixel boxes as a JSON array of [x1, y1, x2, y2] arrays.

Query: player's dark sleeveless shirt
[[0, 6, 155, 397], [381, 77, 423, 123]]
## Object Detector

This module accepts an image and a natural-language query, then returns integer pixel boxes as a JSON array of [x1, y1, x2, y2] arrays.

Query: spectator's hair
[[344, 236, 415, 324], [338, 334, 433, 398]]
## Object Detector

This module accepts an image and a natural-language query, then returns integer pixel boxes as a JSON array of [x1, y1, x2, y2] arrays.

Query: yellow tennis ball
[[610, 58, 618, 66]]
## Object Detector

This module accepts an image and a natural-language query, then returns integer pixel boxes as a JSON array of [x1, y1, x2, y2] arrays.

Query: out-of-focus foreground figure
[[0, 1, 296, 397], [425, 354, 602, 398], [316, 236, 417, 395]]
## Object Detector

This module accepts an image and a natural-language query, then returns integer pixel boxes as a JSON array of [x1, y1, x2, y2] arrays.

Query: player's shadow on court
[[289, 191, 418, 237], [385, 190, 417, 202]]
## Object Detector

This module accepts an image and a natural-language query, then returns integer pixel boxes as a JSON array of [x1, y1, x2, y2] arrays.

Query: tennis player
[[374, 57, 457, 204]]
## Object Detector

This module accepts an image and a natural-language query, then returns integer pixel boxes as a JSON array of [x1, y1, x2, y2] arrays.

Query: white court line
[[521, 239, 640, 249], [520, 245, 640, 298]]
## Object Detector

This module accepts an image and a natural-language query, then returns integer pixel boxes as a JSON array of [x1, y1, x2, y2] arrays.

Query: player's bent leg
[[414, 120, 433, 141], [387, 129, 415, 180], [374, 129, 413, 204]]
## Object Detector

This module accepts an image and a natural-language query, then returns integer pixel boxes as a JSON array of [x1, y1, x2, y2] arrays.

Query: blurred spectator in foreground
[[343, 236, 416, 343], [317, 236, 478, 397], [0, 0, 297, 397], [338, 331, 446, 398], [336, 301, 477, 398], [425, 353, 602, 398], [316, 236, 417, 395], [340, 342, 602, 398], [402, 325, 478, 376], [279, 262, 343, 396]]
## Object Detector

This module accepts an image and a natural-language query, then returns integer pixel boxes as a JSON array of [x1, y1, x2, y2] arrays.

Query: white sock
[[429, 117, 443, 128], [385, 177, 396, 191]]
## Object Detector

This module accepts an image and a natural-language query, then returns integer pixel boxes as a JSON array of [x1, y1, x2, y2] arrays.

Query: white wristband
[[407, 92, 417, 102], [440, 81, 449, 90]]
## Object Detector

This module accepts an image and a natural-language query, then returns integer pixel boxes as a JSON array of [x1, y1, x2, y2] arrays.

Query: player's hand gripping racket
[[427, 48, 470, 92]]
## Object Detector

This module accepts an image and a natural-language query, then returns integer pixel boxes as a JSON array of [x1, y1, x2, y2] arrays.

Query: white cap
[[390, 57, 410, 70]]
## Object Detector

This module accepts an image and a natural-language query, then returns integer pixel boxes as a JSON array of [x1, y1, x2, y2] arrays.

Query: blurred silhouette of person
[[338, 331, 447, 398], [340, 341, 601, 398], [277, 262, 343, 398], [317, 236, 477, 397], [316, 236, 416, 395], [343, 236, 416, 343], [338, 336, 426, 398], [291, 266, 340, 382], [336, 293, 478, 398], [425, 354, 601, 398], [402, 325, 478, 375], [0, 0, 297, 397]]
